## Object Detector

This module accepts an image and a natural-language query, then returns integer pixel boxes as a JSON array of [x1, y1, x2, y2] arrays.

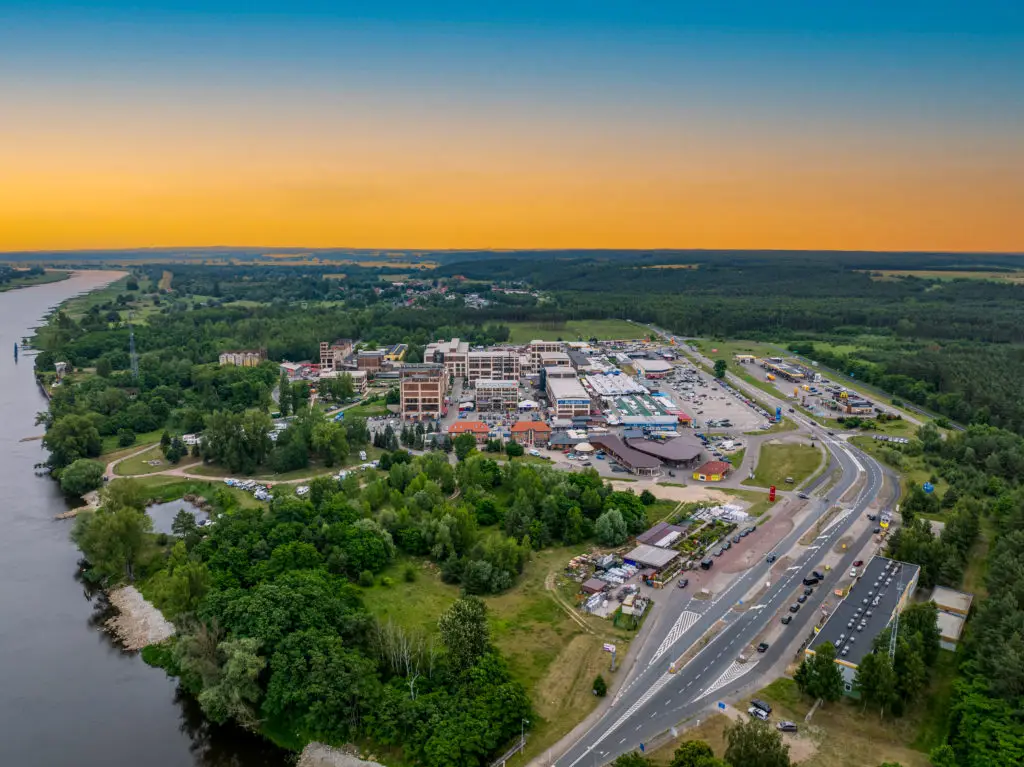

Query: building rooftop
[[636, 522, 689, 547], [929, 586, 974, 615], [936, 611, 967, 643], [623, 544, 679, 570], [807, 556, 920, 668], [511, 420, 551, 433], [546, 376, 590, 401], [627, 436, 703, 462], [448, 421, 490, 435], [588, 435, 662, 469], [694, 460, 731, 476], [633, 359, 672, 374], [476, 378, 518, 389]]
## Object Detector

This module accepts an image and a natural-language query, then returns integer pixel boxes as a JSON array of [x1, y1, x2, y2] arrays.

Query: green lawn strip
[[113, 445, 198, 476], [742, 442, 823, 489], [644, 499, 681, 527]]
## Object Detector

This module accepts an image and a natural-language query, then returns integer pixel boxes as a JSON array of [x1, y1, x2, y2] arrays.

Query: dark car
[[789, 603, 801, 613], [803, 586, 813, 596], [751, 699, 773, 715], [780, 615, 792, 625], [797, 595, 808, 603], [732, 535, 742, 544], [873, 526, 882, 534], [756, 642, 769, 653], [853, 559, 864, 567], [867, 513, 877, 521], [777, 721, 798, 733], [766, 553, 777, 564], [797, 492, 809, 500], [802, 576, 819, 586], [813, 570, 825, 580], [677, 578, 689, 589]]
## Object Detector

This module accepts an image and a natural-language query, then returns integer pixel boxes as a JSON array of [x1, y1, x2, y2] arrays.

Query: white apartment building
[[526, 340, 564, 374], [467, 349, 521, 383], [474, 379, 519, 412]]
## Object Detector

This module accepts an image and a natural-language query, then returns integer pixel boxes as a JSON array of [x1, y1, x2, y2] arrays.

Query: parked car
[[789, 603, 801, 613], [797, 492, 809, 500], [853, 559, 864, 567], [677, 578, 689, 589], [766, 553, 777, 564], [756, 642, 769, 653], [867, 513, 877, 521], [803, 586, 813, 595], [751, 699, 773, 714], [777, 721, 798, 733], [784, 476, 794, 484], [873, 526, 882, 534], [781, 615, 792, 625], [797, 595, 808, 604], [748, 706, 769, 721]]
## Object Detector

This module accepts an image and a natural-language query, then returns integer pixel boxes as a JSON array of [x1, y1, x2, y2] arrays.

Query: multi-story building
[[318, 368, 368, 394], [539, 351, 572, 368], [544, 366, 578, 380], [474, 379, 519, 412], [399, 363, 447, 421], [467, 350, 520, 383], [219, 349, 266, 367], [424, 338, 469, 379], [357, 350, 385, 372], [319, 339, 354, 371], [546, 376, 592, 419], [509, 420, 552, 447], [526, 340, 565, 374]]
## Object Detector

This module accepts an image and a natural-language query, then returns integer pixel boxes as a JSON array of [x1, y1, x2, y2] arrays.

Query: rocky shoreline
[[106, 585, 175, 650]]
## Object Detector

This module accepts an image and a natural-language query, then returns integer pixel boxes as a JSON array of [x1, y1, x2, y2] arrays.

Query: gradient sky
[[1, 2, 1022, 252]]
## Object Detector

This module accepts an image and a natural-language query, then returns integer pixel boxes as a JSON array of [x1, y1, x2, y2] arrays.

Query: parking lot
[[663, 363, 766, 432]]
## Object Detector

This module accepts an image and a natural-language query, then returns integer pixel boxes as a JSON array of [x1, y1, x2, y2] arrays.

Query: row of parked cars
[[222, 478, 272, 501]]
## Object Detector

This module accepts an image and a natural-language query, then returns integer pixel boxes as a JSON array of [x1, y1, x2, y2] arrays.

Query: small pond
[[146, 499, 209, 535]]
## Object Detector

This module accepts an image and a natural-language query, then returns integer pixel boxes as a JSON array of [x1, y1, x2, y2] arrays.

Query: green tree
[[505, 440, 525, 458], [593, 674, 607, 697], [117, 428, 136, 447], [438, 596, 490, 670], [794, 641, 844, 703], [612, 754, 651, 767], [714, 359, 727, 379], [59, 458, 105, 497], [723, 719, 791, 767], [454, 432, 477, 461], [71, 505, 152, 582], [195, 637, 265, 728], [595, 508, 628, 546], [854, 652, 900, 718], [640, 489, 656, 505], [43, 413, 102, 469], [670, 740, 727, 767]]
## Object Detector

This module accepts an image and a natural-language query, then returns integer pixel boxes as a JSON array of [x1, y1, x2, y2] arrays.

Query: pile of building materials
[[693, 503, 750, 523]]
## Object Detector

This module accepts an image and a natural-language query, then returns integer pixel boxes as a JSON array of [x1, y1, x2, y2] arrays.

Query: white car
[[748, 706, 769, 721], [528, 449, 541, 457]]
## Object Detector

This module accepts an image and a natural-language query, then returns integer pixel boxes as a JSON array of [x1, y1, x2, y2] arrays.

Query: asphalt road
[[553, 325, 897, 767]]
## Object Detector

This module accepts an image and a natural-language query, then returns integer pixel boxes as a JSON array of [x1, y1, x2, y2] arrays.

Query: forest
[[71, 443, 659, 763]]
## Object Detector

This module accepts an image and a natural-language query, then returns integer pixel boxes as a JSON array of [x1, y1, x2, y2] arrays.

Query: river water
[[0, 271, 290, 767]]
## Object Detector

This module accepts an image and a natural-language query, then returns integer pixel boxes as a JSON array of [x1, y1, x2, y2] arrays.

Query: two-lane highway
[[555, 434, 892, 766]]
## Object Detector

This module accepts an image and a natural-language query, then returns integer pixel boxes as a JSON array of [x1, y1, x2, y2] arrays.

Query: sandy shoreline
[[106, 585, 175, 650]]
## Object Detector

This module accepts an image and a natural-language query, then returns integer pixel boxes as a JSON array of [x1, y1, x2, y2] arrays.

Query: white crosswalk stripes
[[650, 610, 700, 664], [692, 660, 759, 702]]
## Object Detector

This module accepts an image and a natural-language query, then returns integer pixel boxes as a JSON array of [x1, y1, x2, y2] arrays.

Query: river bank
[[0, 270, 291, 767], [107, 586, 176, 650]]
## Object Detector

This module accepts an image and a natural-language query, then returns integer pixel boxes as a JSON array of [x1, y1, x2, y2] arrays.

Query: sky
[[1, 2, 1022, 252]]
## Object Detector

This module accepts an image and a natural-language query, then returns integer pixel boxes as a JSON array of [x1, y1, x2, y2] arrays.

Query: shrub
[[403, 564, 417, 582], [640, 489, 656, 505], [593, 675, 607, 697], [358, 570, 375, 587]]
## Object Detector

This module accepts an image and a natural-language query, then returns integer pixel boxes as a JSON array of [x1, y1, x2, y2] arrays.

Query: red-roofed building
[[448, 421, 491, 444], [692, 460, 731, 482], [509, 421, 552, 447]]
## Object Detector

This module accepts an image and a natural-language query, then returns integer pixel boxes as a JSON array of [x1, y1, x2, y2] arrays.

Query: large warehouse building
[[546, 376, 592, 418], [805, 556, 920, 694]]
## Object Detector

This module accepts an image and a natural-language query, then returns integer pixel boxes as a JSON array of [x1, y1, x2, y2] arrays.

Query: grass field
[[743, 442, 823, 489], [0, 269, 71, 292], [187, 445, 383, 481], [849, 436, 949, 502], [343, 401, 392, 418], [644, 499, 681, 527], [117, 474, 267, 509], [506, 319, 643, 344], [363, 546, 636, 761], [99, 429, 165, 458], [692, 339, 785, 360], [862, 269, 1024, 283]]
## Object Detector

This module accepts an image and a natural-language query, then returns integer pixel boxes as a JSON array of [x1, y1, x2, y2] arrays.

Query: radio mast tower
[[128, 311, 139, 380], [888, 564, 904, 662]]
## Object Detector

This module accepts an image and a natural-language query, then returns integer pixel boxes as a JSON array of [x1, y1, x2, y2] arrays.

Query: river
[[0, 271, 290, 767]]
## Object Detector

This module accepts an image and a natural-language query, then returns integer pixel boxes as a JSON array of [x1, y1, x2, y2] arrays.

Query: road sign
[[718, 701, 726, 710], [603, 643, 616, 653], [639, 743, 645, 753]]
